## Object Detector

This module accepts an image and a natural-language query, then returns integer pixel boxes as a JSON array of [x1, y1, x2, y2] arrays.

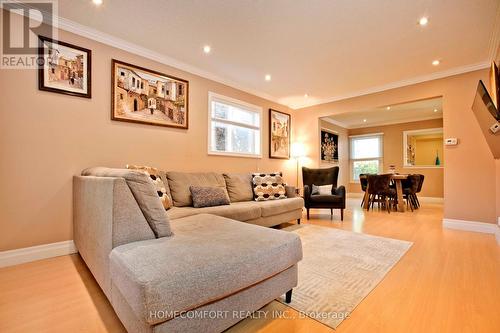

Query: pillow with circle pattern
[[252, 172, 287, 201], [126, 165, 172, 210]]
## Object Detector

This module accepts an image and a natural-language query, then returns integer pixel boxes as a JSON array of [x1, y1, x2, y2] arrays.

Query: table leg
[[363, 184, 370, 210], [395, 179, 405, 212]]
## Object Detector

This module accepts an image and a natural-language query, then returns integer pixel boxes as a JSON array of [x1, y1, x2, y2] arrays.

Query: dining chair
[[402, 174, 421, 211], [414, 174, 425, 208], [359, 174, 370, 207], [366, 174, 395, 213]]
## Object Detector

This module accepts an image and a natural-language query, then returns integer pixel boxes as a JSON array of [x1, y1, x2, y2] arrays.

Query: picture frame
[[38, 36, 92, 98], [269, 109, 291, 159], [320, 128, 339, 163], [111, 59, 189, 129]]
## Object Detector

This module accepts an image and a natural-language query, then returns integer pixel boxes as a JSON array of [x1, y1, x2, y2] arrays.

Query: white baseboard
[[443, 218, 500, 244], [0, 240, 77, 268]]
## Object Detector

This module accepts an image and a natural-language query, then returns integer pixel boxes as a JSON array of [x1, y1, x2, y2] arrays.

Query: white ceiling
[[56, 0, 500, 109], [323, 97, 443, 128]]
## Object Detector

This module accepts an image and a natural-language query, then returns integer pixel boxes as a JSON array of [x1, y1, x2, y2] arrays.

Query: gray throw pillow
[[189, 186, 230, 208]]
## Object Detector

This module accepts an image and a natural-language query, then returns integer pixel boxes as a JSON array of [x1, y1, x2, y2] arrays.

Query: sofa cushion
[[167, 172, 228, 207], [189, 186, 230, 208], [167, 201, 261, 221], [223, 173, 254, 202], [81, 167, 172, 237], [252, 172, 287, 201], [259, 197, 304, 217], [109, 214, 302, 325], [126, 165, 173, 210]]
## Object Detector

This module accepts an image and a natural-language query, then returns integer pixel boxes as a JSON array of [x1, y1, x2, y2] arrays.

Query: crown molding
[[7, 1, 494, 110], [322, 114, 443, 129], [321, 117, 349, 128], [7, 1, 282, 106], [293, 61, 490, 109]]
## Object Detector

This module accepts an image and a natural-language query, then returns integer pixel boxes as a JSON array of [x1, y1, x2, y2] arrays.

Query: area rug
[[278, 224, 412, 329]]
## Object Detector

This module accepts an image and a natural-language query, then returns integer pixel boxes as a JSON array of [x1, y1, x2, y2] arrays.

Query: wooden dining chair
[[366, 174, 395, 213], [402, 174, 421, 211]]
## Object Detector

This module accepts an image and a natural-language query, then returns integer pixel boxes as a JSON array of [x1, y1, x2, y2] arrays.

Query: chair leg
[[361, 195, 365, 207], [385, 196, 390, 214], [415, 195, 420, 208], [285, 289, 293, 303], [330, 208, 333, 216], [306, 208, 310, 220], [340, 209, 344, 221]]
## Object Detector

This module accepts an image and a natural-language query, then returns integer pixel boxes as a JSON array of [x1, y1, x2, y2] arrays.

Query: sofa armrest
[[285, 185, 297, 198]]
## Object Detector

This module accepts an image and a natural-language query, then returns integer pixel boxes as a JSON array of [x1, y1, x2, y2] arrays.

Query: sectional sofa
[[73, 167, 304, 333]]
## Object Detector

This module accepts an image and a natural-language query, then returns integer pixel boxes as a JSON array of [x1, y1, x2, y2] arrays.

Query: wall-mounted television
[[489, 62, 500, 109], [476, 80, 500, 121]]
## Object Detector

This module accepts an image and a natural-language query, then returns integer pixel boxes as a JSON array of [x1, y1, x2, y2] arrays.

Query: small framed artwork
[[111, 59, 189, 129], [38, 36, 91, 98], [320, 128, 339, 163], [269, 109, 291, 159]]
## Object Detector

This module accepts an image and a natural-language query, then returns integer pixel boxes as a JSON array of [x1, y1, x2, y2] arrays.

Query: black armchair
[[302, 166, 346, 220]]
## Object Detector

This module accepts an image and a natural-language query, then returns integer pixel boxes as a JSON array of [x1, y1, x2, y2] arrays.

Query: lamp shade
[[291, 142, 306, 159]]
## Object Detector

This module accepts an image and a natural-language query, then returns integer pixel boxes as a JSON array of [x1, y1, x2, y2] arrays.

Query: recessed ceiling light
[[432, 60, 440, 66], [434, 108, 438, 112], [418, 17, 428, 26], [203, 45, 211, 54], [92, 0, 103, 5], [386, 106, 391, 110], [363, 119, 367, 123], [304, 94, 309, 98], [265, 74, 271, 81]]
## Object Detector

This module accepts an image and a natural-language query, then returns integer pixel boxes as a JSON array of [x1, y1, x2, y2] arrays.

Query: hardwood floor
[[1, 199, 499, 333]]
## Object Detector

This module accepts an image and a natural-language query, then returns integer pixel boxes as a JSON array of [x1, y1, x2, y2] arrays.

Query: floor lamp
[[291, 143, 306, 194]]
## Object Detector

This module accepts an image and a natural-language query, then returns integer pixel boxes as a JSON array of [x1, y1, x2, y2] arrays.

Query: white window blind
[[349, 134, 383, 181]]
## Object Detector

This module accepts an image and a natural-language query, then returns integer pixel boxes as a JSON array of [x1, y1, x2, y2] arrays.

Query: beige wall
[[318, 120, 350, 187], [414, 137, 443, 166], [0, 18, 295, 251], [292, 70, 497, 224], [347, 119, 444, 198]]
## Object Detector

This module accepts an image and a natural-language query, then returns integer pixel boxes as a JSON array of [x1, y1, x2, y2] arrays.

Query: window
[[349, 134, 383, 181], [208, 92, 262, 157]]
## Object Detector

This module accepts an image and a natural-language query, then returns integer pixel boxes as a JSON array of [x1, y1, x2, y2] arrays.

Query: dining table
[[361, 174, 409, 212]]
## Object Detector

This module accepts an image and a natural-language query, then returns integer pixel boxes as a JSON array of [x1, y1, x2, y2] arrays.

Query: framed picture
[[269, 109, 291, 159], [320, 128, 339, 163], [38, 36, 91, 98], [111, 59, 189, 129]]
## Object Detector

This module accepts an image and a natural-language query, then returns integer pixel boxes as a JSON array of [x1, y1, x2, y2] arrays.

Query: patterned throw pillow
[[189, 186, 230, 208], [252, 172, 287, 201], [126, 165, 172, 210]]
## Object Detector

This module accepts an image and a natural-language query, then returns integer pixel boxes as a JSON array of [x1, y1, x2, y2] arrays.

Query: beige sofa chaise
[[73, 167, 304, 333]]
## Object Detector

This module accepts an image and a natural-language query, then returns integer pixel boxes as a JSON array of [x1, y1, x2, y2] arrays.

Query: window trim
[[349, 133, 384, 182], [207, 92, 263, 158]]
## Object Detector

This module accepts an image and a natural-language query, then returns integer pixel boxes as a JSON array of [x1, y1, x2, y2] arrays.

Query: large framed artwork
[[111, 59, 189, 129], [38, 36, 91, 98], [269, 109, 291, 159], [320, 128, 339, 163]]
